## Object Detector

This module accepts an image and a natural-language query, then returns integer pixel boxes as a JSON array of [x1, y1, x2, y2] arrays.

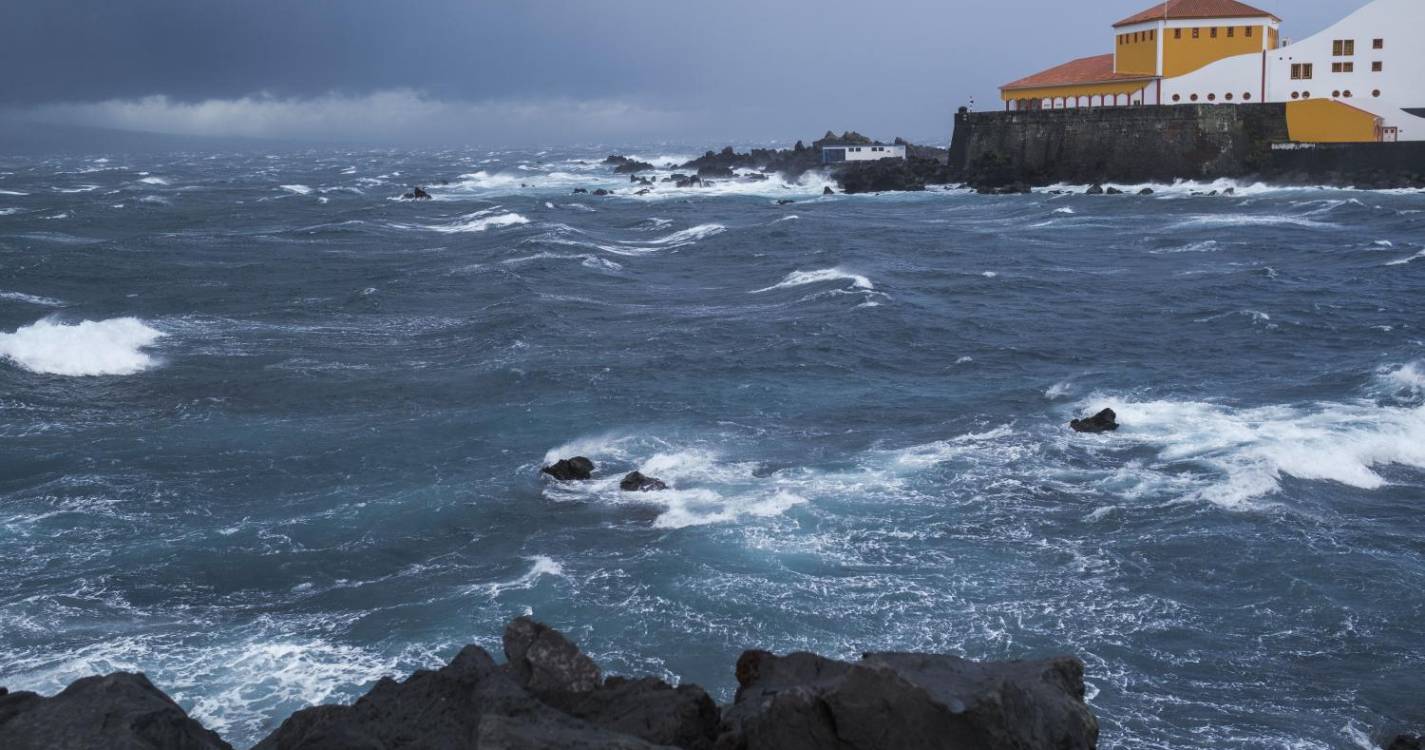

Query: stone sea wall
[[948, 104, 1425, 189]]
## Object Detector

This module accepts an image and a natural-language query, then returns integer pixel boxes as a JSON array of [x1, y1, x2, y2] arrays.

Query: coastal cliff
[[949, 105, 1425, 189], [0, 618, 1099, 750]]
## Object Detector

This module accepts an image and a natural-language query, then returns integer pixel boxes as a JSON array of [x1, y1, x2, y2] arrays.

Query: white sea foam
[[481, 556, 567, 596], [1152, 240, 1220, 255], [0, 317, 165, 376], [138, 176, 169, 185], [1374, 360, 1425, 402], [539, 437, 810, 529], [751, 268, 873, 294], [1385, 249, 1425, 266], [0, 290, 64, 307], [1046, 380, 1074, 399], [1073, 394, 1425, 509], [279, 184, 313, 195], [0, 189, 28, 196], [1171, 214, 1335, 229], [54, 185, 99, 193], [395, 208, 531, 234], [1053, 207, 1076, 215], [0, 208, 21, 216]]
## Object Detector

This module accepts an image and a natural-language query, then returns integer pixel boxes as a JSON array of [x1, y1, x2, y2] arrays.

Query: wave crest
[[0, 317, 166, 376]]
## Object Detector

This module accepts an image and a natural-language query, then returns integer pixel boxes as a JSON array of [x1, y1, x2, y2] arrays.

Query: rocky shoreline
[[0, 617, 1100, 749], [594, 131, 953, 196]]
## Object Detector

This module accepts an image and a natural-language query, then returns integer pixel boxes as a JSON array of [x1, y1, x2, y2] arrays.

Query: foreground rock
[[542, 457, 595, 481], [717, 650, 1098, 750], [1389, 735, 1423, 750], [0, 673, 232, 750], [4, 618, 1103, 750], [620, 471, 668, 492], [258, 617, 718, 750], [1070, 408, 1119, 434]]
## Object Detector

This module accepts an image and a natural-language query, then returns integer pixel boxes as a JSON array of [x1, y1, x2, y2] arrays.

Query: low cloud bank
[[9, 90, 688, 146]]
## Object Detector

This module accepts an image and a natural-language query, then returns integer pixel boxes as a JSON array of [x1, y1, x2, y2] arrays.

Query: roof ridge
[[1114, 0, 1278, 28]]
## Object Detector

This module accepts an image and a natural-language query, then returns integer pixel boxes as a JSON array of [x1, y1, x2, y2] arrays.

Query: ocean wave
[[138, 176, 169, 185], [478, 556, 567, 597], [537, 223, 725, 256], [0, 290, 65, 307], [1151, 240, 1220, 254], [0, 317, 166, 376], [1385, 249, 1425, 266], [539, 436, 810, 529], [422, 210, 530, 234], [0, 189, 28, 196], [751, 268, 873, 293], [279, 184, 313, 195], [1170, 214, 1336, 230], [1068, 393, 1425, 510]]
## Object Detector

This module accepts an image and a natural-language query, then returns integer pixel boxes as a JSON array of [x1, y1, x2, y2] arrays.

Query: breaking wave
[[0, 317, 166, 376], [751, 268, 873, 293]]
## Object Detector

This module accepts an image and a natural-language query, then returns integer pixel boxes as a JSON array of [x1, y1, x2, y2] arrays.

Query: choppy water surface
[[1, 148, 1423, 749]]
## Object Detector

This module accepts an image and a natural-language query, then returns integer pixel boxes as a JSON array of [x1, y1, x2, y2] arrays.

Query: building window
[[1291, 92, 1300, 99], [1343, 90, 1352, 98], [1373, 38, 1384, 49], [1243, 92, 1252, 100], [1193, 28, 1200, 39], [1333, 39, 1355, 56], [1373, 61, 1383, 72], [1150, 30, 1155, 41], [1172, 94, 1181, 102], [1175, 29, 1182, 39], [1373, 89, 1381, 97], [1291, 63, 1314, 80], [1225, 93, 1234, 100], [1332, 61, 1354, 73], [1303, 91, 1311, 98], [1246, 27, 1253, 38], [1227, 27, 1235, 38], [1208, 93, 1217, 101], [1211, 27, 1218, 38], [1190, 94, 1199, 101]]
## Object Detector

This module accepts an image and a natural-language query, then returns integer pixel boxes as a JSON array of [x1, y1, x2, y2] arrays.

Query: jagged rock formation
[[542, 457, 595, 481], [717, 649, 1099, 750], [0, 674, 232, 750], [1070, 408, 1119, 434], [2, 618, 1101, 750]]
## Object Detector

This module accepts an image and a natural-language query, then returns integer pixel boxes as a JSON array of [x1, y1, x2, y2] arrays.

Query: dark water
[[1, 149, 1423, 749]]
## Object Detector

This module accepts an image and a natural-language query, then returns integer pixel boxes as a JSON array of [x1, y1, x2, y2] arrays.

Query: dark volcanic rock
[[573, 188, 588, 194], [504, 617, 603, 694], [542, 457, 595, 481], [0, 673, 231, 750], [1388, 734, 1423, 750], [254, 645, 668, 750], [834, 157, 951, 194], [620, 471, 668, 492], [1070, 408, 1119, 434], [613, 159, 656, 175], [696, 165, 735, 179], [716, 650, 1098, 750], [401, 186, 431, 200], [1105, 186, 1124, 195], [593, 189, 611, 197], [545, 677, 719, 750], [1138, 188, 1155, 195], [1085, 183, 1105, 195], [823, 186, 835, 195]]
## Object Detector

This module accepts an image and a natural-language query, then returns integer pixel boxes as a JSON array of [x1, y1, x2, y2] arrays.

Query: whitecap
[[0, 291, 64, 307], [138, 176, 169, 185], [0, 317, 166, 376], [480, 556, 567, 596], [1385, 249, 1425, 266], [279, 184, 313, 195], [981, 271, 998, 278], [1072, 394, 1425, 510], [0, 189, 28, 196], [1053, 207, 1076, 215], [408, 210, 530, 234], [751, 267, 873, 293], [1046, 381, 1074, 399]]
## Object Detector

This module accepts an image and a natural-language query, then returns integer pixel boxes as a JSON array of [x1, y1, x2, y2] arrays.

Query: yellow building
[[998, 0, 1409, 143], [1002, 0, 1280, 110]]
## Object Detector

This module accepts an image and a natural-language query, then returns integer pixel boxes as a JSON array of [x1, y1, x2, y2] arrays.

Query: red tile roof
[[1000, 54, 1156, 91], [1115, 0, 1278, 28]]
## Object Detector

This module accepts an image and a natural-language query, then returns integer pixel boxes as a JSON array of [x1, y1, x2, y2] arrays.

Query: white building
[[822, 144, 908, 164], [1001, 0, 1425, 142]]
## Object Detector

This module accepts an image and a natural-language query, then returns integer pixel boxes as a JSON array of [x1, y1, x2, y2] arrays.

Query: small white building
[[822, 143, 907, 164]]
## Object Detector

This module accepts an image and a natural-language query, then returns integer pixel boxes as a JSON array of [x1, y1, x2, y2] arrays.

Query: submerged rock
[[1138, 188, 1155, 195], [1105, 186, 1124, 195], [620, 471, 668, 492], [823, 186, 835, 195], [1085, 184, 1105, 195], [0, 673, 232, 750], [542, 457, 595, 481], [572, 188, 588, 194], [593, 189, 611, 197], [402, 186, 431, 200], [1070, 408, 1119, 433], [718, 649, 1098, 750]]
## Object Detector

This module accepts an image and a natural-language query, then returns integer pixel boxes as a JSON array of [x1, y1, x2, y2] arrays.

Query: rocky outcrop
[[1070, 409, 1119, 434], [542, 457, 595, 481], [401, 186, 431, 200], [833, 157, 953, 194], [716, 649, 1098, 750], [3, 618, 1103, 750], [0, 673, 231, 750], [1388, 734, 1423, 750], [620, 472, 668, 492]]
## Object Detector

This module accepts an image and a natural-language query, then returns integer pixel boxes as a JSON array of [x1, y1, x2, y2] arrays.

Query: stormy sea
[[1, 148, 1422, 749]]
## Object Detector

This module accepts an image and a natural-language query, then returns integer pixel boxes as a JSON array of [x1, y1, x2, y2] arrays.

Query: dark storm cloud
[[0, 0, 1360, 146]]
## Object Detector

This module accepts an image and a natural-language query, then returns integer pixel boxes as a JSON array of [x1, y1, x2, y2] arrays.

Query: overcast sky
[[0, 0, 1367, 148]]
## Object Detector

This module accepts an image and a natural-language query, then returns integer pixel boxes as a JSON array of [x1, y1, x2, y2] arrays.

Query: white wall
[[1162, 53, 1264, 105], [1265, 0, 1425, 140]]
